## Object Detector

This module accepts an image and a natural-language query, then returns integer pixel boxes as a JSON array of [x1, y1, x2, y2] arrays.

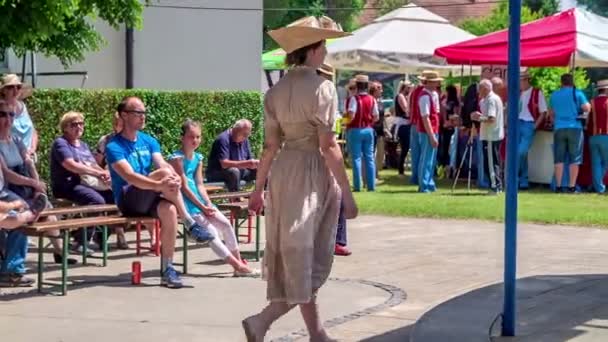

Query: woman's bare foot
[[309, 331, 338, 342], [242, 315, 268, 342]]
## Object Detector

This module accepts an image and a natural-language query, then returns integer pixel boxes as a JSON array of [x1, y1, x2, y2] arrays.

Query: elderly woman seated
[[50, 111, 127, 250], [0, 101, 75, 287]]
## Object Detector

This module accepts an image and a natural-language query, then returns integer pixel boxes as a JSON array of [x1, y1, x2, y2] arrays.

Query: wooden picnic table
[[205, 185, 223, 193], [40, 204, 119, 217], [216, 199, 261, 261], [209, 190, 252, 200]]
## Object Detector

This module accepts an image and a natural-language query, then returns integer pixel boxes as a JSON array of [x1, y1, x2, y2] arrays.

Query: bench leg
[[37, 235, 43, 293], [247, 214, 253, 243], [102, 226, 108, 267], [255, 214, 261, 262], [62, 229, 69, 296], [81, 227, 87, 265], [136, 222, 141, 256], [232, 211, 238, 243], [182, 224, 188, 274], [154, 220, 161, 257]]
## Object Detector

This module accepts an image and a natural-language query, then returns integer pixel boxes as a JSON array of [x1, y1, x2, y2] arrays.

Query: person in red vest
[[408, 71, 435, 185], [415, 71, 442, 193], [517, 71, 548, 189], [588, 79, 608, 193], [346, 74, 379, 192]]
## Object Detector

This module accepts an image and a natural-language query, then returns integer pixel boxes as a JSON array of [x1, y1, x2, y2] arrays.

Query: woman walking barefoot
[[244, 16, 357, 342]]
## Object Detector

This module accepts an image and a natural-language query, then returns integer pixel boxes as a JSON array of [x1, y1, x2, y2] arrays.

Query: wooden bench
[[21, 214, 158, 296], [216, 200, 261, 262]]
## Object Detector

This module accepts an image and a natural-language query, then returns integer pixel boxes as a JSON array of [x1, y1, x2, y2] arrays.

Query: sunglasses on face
[[70, 121, 85, 128], [4, 85, 22, 91], [0, 111, 16, 118]]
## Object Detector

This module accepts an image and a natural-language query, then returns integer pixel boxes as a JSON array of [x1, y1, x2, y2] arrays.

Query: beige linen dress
[[263, 66, 341, 304]]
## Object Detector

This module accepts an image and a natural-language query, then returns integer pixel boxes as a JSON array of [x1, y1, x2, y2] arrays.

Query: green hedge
[[26, 89, 263, 182]]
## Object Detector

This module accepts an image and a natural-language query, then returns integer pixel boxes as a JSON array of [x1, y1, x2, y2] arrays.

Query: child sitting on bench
[[169, 119, 258, 277]]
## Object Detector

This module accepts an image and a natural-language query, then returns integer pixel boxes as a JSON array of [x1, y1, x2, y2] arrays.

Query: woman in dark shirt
[[394, 81, 412, 175]]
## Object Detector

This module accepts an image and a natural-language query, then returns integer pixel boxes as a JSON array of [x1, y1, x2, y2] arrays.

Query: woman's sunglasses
[[70, 121, 85, 128], [0, 111, 16, 118], [3, 85, 22, 91]]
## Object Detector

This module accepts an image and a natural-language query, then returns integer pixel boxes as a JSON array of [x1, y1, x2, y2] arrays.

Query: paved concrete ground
[[2, 216, 608, 341]]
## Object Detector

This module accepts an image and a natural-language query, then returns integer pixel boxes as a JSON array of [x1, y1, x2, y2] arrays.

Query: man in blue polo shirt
[[206, 119, 258, 192], [549, 73, 591, 193], [105, 96, 213, 289]]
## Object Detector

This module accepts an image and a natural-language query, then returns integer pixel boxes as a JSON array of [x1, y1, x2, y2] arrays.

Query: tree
[[458, 0, 590, 95], [523, 0, 559, 16], [577, 0, 608, 17], [0, 0, 145, 67], [263, 0, 364, 51], [377, 0, 409, 16], [459, 0, 541, 36]]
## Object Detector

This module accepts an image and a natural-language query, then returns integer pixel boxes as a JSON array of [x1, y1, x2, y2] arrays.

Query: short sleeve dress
[[262, 66, 341, 304]]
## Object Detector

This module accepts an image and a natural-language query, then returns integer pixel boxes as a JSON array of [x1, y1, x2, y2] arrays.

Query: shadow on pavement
[[410, 274, 608, 342]]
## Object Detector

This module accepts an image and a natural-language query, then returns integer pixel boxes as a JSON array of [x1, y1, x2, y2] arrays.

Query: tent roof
[[434, 8, 608, 68], [326, 4, 476, 74]]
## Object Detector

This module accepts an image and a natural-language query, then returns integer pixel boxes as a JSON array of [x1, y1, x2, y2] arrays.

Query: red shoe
[[334, 244, 352, 256]]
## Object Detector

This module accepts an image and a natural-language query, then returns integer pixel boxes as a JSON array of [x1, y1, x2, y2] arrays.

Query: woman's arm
[[60, 158, 105, 177], [253, 138, 280, 192], [397, 94, 408, 116], [195, 161, 213, 206], [0, 154, 38, 188], [30, 129, 39, 155]]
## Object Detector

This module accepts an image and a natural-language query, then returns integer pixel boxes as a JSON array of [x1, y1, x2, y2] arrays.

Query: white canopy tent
[[326, 4, 478, 74]]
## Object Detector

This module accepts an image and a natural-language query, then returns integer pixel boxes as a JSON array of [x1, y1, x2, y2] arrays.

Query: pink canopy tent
[[434, 8, 608, 67]]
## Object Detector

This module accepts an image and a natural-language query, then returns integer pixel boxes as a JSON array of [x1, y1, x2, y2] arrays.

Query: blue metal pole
[[502, 0, 522, 337]]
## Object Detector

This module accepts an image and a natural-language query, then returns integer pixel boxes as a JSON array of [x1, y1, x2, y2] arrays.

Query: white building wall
[[6, 0, 262, 91]]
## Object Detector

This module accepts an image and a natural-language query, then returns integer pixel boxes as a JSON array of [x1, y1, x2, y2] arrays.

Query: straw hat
[[267, 16, 351, 54], [0, 74, 32, 99], [417, 70, 436, 81], [520, 70, 531, 79], [317, 63, 334, 77], [355, 74, 369, 83], [597, 79, 608, 90], [418, 71, 443, 82]]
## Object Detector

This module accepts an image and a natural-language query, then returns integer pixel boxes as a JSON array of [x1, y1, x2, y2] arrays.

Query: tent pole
[[502, 0, 521, 337], [570, 53, 576, 73]]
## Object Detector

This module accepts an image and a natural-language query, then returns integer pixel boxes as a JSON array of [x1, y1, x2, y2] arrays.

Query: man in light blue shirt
[[549, 73, 591, 193]]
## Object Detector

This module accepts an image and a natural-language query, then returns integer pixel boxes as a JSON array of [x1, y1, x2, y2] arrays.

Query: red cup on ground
[[132, 261, 141, 285]]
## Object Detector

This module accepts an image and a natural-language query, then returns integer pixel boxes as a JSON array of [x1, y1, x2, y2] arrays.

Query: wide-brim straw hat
[[317, 63, 335, 77], [597, 79, 608, 90], [268, 16, 351, 54], [0, 74, 33, 100], [355, 74, 369, 83], [418, 71, 443, 82]]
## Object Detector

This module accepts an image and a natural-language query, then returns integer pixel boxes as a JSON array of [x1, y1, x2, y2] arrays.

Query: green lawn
[[353, 170, 608, 228]]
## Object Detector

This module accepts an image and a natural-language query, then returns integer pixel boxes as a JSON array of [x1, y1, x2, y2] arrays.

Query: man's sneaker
[[186, 224, 215, 244], [161, 266, 183, 289], [568, 187, 581, 194]]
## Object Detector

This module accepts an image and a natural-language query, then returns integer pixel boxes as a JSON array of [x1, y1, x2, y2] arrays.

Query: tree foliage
[[458, 0, 541, 36], [523, 0, 559, 16], [263, 0, 364, 51], [377, 0, 409, 16], [577, 0, 608, 17], [458, 0, 591, 96], [0, 0, 146, 67]]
